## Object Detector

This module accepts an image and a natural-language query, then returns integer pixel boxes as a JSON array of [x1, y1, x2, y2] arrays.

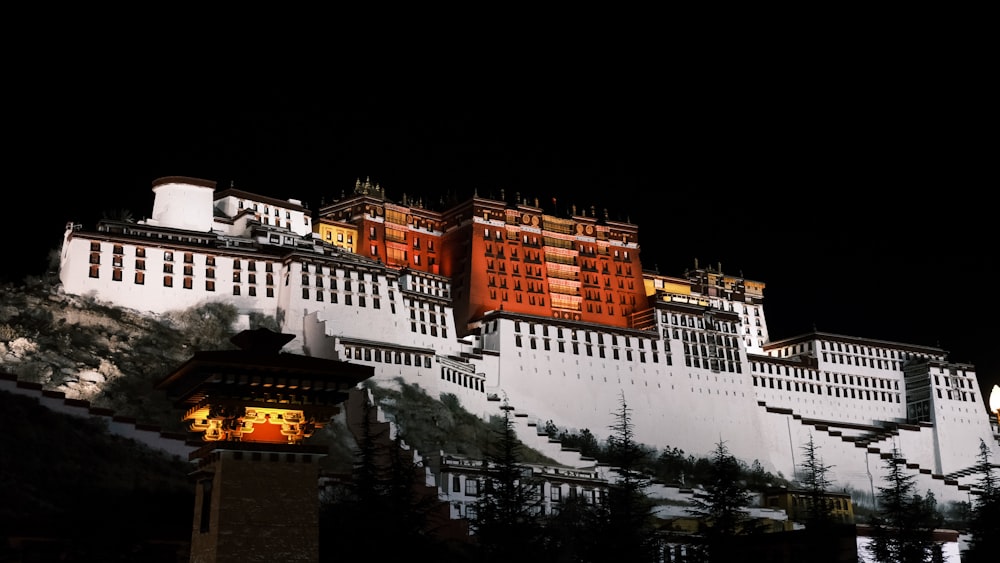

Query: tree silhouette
[[557, 427, 604, 460], [469, 400, 545, 562], [688, 439, 755, 562], [799, 433, 836, 529], [320, 393, 460, 562], [590, 392, 659, 563], [962, 438, 1000, 562], [655, 445, 693, 485], [796, 433, 850, 563], [542, 493, 606, 563], [866, 448, 943, 563], [101, 208, 135, 223]]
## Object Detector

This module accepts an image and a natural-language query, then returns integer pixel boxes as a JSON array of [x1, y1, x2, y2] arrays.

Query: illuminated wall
[[318, 186, 445, 276], [436, 197, 648, 334], [313, 217, 357, 253]]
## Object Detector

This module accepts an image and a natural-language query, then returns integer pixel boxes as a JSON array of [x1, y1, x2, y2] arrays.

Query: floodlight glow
[[990, 384, 1000, 413]]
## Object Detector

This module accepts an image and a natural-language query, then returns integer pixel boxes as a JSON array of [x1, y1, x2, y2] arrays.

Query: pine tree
[[867, 448, 943, 563], [963, 438, 1000, 562], [542, 493, 606, 563], [688, 439, 755, 562], [799, 433, 836, 529], [320, 393, 457, 562], [592, 392, 659, 563], [470, 400, 545, 562]]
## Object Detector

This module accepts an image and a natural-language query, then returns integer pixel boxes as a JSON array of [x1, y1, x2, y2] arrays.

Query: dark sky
[[8, 43, 997, 409]]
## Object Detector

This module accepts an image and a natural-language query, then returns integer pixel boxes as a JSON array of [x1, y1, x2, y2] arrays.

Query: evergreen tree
[[867, 448, 943, 563], [320, 394, 459, 562], [963, 439, 1000, 562], [542, 493, 606, 563], [655, 446, 694, 485], [470, 400, 545, 562], [799, 433, 836, 529], [688, 439, 755, 562], [557, 427, 604, 460], [320, 395, 386, 562], [591, 392, 660, 563]]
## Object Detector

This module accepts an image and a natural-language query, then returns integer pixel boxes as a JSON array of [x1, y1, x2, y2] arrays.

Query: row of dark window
[[344, 345, 433, 368], [514, 335, 668, 364], [515, 322, 658, 350], [753, 376, 903, 403], [441, 368, 484, 392]]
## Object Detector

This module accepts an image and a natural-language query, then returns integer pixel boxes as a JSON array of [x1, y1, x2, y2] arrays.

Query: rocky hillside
[[0, 274, 558, 466], [1, 276, 243, 433]]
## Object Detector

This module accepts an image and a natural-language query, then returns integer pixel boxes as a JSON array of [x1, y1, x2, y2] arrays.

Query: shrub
[[0, 323, 16, 342]]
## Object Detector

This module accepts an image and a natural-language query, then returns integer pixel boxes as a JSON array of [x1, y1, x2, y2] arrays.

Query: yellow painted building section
[[315, 220, 358, 253], [745, 280, 765, 298], [660, 281, 692, 295], [643, 274, 692, 297]]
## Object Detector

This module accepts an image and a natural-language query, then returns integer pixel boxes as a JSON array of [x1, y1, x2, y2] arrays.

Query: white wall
[[146, 180, 214, 231]]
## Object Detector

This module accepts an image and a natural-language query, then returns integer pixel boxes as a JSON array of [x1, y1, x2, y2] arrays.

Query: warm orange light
[[184, 406, 317, 443], [989, 384, 1000, 414]]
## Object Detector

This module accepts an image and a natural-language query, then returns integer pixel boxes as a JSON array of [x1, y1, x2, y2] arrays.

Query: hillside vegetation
[[0, 273, 799, 482], [0, 389, 193, 560], [0, 272, 555, 462]]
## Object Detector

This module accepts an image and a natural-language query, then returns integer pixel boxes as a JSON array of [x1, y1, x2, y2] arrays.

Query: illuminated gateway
[[59, 176, 999, 506]]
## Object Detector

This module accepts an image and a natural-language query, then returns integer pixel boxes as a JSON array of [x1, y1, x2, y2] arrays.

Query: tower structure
[[318, 181, 648, 333], [156, 328, 373, 563], [440, 195, 646, 332], [318, 177, 446, 275]]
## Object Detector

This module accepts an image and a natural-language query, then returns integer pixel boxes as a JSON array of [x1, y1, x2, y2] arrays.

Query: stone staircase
[[484, 394, 605, 469], [757, 400, 977, 494], [0, 371, 197, 459]]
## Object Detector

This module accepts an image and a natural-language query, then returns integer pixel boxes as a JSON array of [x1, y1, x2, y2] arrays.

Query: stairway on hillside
[[0, 371, 196, 459], [491, 396, 603, 469], [757, 400, 976, 495]]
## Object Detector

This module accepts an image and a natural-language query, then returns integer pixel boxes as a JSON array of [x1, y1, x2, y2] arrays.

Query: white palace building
[[58, 176, 1000, 508]]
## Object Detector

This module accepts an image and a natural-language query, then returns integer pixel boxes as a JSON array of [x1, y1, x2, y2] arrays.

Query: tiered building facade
[[58, 176, 1000, 508]]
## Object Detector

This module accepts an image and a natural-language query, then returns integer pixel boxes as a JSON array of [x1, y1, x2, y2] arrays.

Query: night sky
[[8, 47, 997, 411]]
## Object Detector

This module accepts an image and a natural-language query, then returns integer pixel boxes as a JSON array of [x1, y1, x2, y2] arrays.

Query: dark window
[[199, 479, 213, 533]]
